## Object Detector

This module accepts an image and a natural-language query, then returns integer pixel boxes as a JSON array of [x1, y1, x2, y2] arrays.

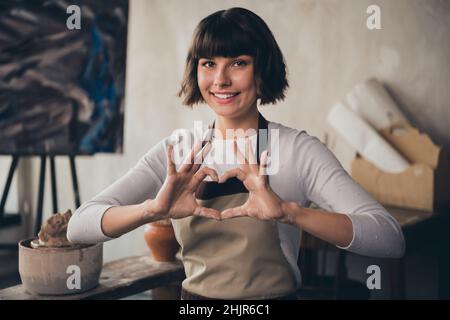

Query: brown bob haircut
[[178, 7, 289, 106]]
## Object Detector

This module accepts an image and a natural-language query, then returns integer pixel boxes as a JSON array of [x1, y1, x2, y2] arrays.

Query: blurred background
[[0, 0, 449, 299]]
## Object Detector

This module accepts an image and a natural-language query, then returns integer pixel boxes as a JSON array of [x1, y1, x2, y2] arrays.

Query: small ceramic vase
[[144, 219, 180, 262]]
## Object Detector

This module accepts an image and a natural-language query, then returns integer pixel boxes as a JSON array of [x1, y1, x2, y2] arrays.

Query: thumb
[[194, 206, 221, 220], [221, 206, 246, 220]]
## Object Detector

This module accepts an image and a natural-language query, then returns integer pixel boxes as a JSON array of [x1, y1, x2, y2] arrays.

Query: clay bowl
[[18, 238, 103, 295]]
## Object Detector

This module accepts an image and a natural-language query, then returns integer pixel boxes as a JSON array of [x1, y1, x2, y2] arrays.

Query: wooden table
[[0, 255, 185, 300]]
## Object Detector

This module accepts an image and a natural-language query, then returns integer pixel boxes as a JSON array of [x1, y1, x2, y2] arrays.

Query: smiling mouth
[[211, 92, 240, 100]]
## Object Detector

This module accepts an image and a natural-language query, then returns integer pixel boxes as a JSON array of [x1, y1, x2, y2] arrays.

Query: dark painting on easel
[[0, 0, 128, 155]]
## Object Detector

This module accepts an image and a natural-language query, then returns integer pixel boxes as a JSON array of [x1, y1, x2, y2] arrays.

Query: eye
[[233, 60, 247, 67], [201, 60, 215, 68]]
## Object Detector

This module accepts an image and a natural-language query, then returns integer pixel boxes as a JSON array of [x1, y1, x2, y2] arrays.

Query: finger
[[166, 144, 176, 175], [233, 139, 247, 165], [221, 206, 246, 219], [259, 150, 269, 176], [194, 207, 221, 220], [246, 136, 257, 166], [218, 168, 246, 183], [191, 141, 212, 173], [193, 167, 219, 186], [180, 140, 202, 173]]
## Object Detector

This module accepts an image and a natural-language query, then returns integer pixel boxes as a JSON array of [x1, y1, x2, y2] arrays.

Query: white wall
[[1, 0, 449, 262]]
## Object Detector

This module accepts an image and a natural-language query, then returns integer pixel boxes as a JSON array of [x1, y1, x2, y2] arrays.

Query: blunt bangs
[[192, 12, 257, 59]]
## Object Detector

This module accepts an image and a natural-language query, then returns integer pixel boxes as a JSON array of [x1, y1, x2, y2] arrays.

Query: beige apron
[[172, 114, 296, 299]]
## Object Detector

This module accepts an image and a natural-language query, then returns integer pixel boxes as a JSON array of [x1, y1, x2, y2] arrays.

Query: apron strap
[[204, 112, 269, 164]]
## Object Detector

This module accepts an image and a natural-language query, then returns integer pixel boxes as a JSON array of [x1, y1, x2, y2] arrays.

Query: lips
[[210, 92, 240, 104], [211, 92, 240, 99]]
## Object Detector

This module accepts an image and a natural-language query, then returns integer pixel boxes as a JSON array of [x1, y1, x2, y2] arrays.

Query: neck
[[214, 107, 259, 140]]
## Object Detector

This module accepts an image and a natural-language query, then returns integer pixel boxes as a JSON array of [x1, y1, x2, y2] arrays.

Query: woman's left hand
[[218, 137, 293, 224]]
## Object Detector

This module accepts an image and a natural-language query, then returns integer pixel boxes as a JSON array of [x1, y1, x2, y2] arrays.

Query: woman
[[68, 7, 405, 300]]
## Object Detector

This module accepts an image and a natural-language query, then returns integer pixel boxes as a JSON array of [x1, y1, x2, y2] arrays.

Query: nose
[[213, 67, 231, 88]]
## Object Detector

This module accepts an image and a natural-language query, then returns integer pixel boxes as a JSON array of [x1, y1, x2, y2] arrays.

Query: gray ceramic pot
[[18, 238, 103, 296]]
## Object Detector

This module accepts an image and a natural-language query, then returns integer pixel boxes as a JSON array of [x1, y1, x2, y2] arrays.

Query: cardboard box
[[351, 125, 450, 212]]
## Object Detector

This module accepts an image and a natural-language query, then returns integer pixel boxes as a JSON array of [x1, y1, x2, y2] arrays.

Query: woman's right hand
[[144, 141, 221, 221]]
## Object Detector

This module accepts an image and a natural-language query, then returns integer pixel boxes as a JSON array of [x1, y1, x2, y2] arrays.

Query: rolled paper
[[346, 78, 409, 130], [328, 102, 410, 173]]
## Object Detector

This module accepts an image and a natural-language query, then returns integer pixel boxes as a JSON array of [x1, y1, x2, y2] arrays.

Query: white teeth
[[213, 93, 238, 99]]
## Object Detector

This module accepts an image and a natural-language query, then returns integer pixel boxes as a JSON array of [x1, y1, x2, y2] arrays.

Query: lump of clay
[[35, 209, 73, 248]]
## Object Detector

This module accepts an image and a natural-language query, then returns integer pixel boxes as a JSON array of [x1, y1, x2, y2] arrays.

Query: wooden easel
[[0, 154, 81, 249]]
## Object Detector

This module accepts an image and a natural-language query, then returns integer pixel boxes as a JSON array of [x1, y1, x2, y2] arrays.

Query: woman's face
[[197, 55, 257, 119]]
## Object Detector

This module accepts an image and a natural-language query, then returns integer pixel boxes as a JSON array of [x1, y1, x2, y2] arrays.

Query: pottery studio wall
[[0, 0, 449, 266]]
